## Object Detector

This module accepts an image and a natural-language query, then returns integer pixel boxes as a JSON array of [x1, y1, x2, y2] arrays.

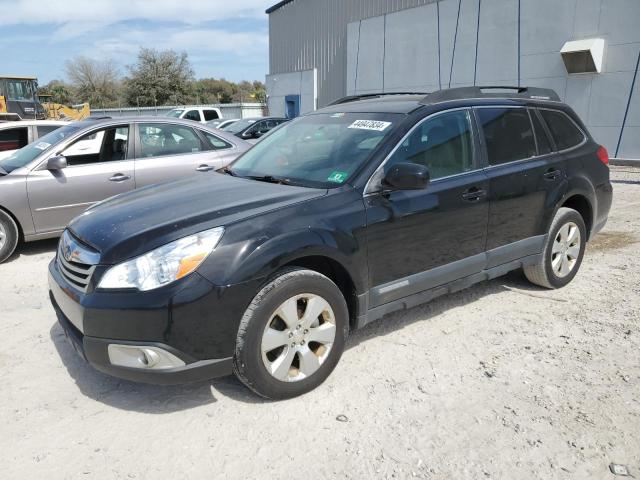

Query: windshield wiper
[[218, 166, 237, 176], [246, 175, 293, 185]]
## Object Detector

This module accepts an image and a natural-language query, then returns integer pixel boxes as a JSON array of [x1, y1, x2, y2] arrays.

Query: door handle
[[544, 169, 562, 180], [109, 173, 131, 182], [462, 187, 487, 202], [196, 164, 215, 172]]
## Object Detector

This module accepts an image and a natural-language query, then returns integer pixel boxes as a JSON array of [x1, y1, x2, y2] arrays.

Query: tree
[[40, 80, 74, 105], [231, 80, 266, 103], [124, 48, 194, 107], [192, 78, 236, 104], [65, 56, 120, 107]]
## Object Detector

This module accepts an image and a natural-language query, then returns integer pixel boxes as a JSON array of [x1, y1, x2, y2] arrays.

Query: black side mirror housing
[[253, 131, 264, 138], [383, 162, 430, 191], [47, 155, 68, 170]]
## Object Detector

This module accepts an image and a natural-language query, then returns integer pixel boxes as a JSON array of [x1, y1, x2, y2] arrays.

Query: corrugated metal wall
[[268, 0, 438, 107]]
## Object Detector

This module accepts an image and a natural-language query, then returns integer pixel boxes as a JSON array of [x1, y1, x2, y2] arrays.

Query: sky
[[0, 0, 275, 85]]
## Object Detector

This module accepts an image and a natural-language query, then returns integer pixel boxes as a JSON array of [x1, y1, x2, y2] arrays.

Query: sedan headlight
[[98, 227, 224, 291]]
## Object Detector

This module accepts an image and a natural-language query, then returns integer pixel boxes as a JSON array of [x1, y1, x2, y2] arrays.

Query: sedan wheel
[[0, 210, 19, 264]]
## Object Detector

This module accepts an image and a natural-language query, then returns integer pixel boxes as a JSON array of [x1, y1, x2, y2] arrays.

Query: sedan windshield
[[0, 123, 84, 173], [229, 112, 402, 188], [166, 109, 184, 118], [222, 119, 256, 134]]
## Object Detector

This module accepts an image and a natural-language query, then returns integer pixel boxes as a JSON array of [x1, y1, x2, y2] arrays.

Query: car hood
[[69, 173, 326, 264]]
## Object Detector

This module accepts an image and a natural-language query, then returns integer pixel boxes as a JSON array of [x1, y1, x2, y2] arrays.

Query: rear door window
[[203, 110, 219, 121], [530, 110, 553, 155], [477, 108, 536, 165], [0, 127, 28, 151], [540, 110, 585, 151], [138, 123, 204, 158], [183, 110, 201, 122]]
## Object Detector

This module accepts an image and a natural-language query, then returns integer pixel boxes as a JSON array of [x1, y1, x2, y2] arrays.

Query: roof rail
[[420, 86, 561, 105], [329, 92, 429, 106]]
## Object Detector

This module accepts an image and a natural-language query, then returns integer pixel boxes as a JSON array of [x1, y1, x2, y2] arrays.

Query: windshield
[[166, 109, 184, 118], [229, 112, 402, 188], [5, 79, 36, 101], [222, 119, 257, 134], [0, 123, 84, 173]]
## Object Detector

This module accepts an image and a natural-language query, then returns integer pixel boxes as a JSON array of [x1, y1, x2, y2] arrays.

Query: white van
[[165, 107, 222, 124]]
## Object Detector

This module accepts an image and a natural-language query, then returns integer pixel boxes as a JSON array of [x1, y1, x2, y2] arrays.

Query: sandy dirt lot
[[1, 166, 638, 479]]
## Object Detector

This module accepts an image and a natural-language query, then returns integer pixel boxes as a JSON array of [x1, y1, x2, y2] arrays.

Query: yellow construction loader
[[38, 94, 90, 121]]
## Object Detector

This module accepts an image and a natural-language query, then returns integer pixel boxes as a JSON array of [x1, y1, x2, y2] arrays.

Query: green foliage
[[39, 80, 74, 105], [124, 48, 194, 107]]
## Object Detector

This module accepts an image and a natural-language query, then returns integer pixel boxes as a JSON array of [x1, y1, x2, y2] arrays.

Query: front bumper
[[48, 258, 259, 385], [51, 293, 233, 384]]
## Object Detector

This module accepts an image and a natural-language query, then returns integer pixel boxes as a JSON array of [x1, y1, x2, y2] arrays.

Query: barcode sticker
[[348, 120, 392, 131]]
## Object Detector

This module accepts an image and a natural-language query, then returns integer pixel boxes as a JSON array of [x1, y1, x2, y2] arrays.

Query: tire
[[233, 267, 349, 400], [524, 207, 586, 289], [0, 210, 19, 264]]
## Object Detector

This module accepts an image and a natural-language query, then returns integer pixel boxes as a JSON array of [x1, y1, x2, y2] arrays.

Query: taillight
[[597, 146, 609, 166]]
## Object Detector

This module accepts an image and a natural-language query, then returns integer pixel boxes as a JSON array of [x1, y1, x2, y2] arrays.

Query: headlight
[[98, 227, 224, 291]]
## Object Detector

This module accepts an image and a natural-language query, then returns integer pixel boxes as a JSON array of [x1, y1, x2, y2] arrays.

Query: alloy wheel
[[261, 293, 337, 382], [0, 223, 6, 251], [551, 221, 581, 278]]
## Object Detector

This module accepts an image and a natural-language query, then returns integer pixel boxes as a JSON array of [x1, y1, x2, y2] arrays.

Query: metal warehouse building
[[266, 0, 640, 159]]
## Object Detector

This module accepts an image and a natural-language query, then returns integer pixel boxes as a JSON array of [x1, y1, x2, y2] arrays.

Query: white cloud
[[0, 0, 275, 26], [91, 27, 268, 57]]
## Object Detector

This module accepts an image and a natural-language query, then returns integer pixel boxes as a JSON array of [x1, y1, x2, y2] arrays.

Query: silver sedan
[[0, 117, 250, 262]]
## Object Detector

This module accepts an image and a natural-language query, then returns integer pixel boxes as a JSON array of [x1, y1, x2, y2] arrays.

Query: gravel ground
[[1, 166, 638, 479]]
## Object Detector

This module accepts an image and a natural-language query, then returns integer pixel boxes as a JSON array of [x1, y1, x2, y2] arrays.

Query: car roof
[[318, 87, 565, 115], [318, 95, 426, 115], [62, 116, 249, 146], [0, 120, 69, 128]]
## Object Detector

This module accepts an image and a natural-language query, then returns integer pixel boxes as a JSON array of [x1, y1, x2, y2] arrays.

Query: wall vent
[[561, 38, 605, 74]]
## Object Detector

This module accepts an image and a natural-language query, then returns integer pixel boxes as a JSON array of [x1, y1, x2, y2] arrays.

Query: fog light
[[107, 344, 186, 370]]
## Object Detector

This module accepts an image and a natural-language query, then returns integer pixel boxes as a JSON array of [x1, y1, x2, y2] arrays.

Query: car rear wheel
[[233, 268, 349, 399], [0, 210, 19, 264], [524, 207, 586, 289]]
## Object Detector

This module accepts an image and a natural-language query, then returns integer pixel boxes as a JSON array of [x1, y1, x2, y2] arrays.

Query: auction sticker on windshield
[[348, 120, 392, 131], [327, 171, 348, 183], [34, 142, 51, 150]]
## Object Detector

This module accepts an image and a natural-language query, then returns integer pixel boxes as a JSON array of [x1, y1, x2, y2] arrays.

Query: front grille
[[58, 254, 95, 291], [57, 230, 100, 292]]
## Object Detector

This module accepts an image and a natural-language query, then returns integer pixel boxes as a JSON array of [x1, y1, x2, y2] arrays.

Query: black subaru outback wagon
[[49, 86, 612, 399]]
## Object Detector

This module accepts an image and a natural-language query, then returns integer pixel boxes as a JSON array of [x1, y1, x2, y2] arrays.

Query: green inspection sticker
[[327, 171, 348, 183]]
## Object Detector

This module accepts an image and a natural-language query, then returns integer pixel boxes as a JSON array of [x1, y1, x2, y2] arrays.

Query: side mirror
[[47, 155, 68, 170], [382, 162, 430, 191], [253, 131, 264, 139]]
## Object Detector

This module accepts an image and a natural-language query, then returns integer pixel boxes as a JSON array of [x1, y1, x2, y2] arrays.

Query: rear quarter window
[[540, 110, 585, 151]]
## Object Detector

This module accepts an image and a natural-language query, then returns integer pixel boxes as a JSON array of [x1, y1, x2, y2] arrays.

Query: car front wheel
[[0, 210, 19, 264], [233, 268, 349, 399]]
